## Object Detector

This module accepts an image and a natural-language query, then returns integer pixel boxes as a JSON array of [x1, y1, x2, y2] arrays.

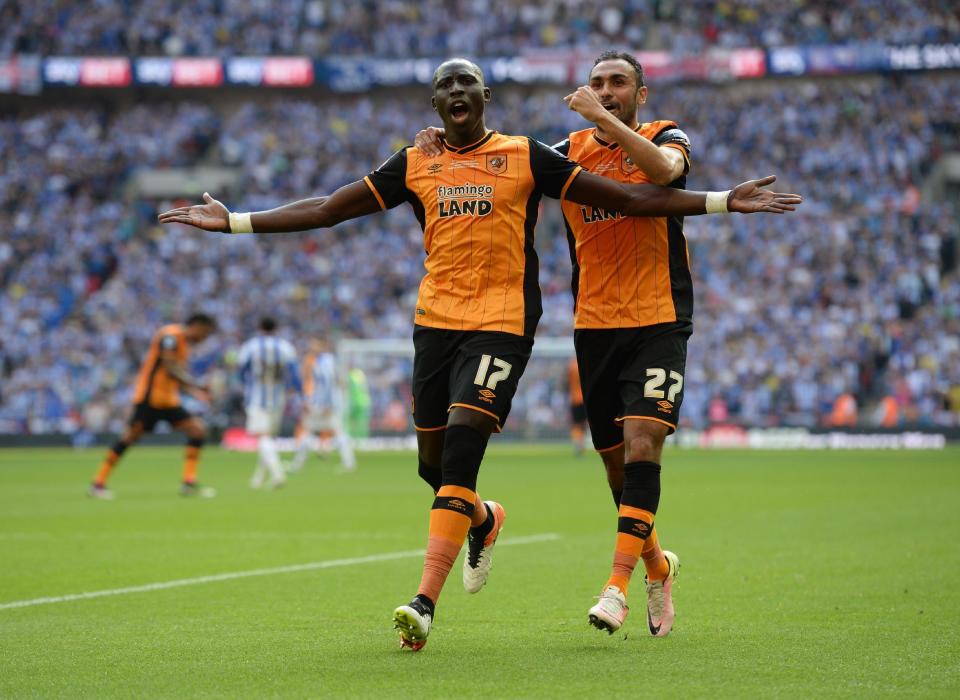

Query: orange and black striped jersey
[[364, 131, 582, 338], [132, 324, 189, 408], [555, 121, 693, 329]]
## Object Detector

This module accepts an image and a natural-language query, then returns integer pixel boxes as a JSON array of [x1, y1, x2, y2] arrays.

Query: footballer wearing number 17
[[159, 57, 802, 652]]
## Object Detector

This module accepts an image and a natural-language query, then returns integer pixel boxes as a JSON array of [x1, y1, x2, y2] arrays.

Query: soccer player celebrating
[[237, 317, 302, 489], [558, 52, 691, 637], [414, 52, 766, 638], [159, 58, 801, 651], [89, 313, 216, 499], [288, 338, 356, 473]]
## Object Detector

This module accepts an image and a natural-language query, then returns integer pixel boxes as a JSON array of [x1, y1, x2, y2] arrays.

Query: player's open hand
[[157, 192, 230, 232], [415, 126, 445, 157], [727, 176, 803, 214], [563, 86, 609, 124]]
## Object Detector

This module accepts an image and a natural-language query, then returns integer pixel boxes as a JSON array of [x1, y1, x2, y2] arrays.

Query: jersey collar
[[443, 130, 496, 155]]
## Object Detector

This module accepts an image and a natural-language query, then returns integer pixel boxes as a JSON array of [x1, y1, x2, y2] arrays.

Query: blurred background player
[[238, 316, 302, 490], [89, 313, 216, 499], [289, 338, 356, 473], [568, 358, 586, 456]]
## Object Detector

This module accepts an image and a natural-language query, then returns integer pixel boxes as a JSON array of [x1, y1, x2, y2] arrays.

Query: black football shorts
[[575, 321, 691, 451], [412, 326, 534, 432], [129, 402, 192, 432]]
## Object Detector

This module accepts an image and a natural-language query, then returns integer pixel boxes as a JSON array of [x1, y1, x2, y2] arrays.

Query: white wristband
[[705, 191, 730, 214], [228, 212, 254, 234]]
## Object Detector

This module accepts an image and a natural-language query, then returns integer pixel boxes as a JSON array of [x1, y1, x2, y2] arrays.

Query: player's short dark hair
[[186, 313, 216, 328], [592, 50, 645, 88], [259, 316, 277, 332]]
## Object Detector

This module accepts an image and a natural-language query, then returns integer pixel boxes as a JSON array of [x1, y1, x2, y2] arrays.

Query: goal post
[[336, 337, 577, 441]]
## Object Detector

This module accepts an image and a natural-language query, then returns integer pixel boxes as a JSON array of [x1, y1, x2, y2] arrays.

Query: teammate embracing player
[[417, 51, 709, 638], [160, 57, 801, 651]]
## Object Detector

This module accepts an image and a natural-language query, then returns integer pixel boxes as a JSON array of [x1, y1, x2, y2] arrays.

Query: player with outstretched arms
[[159, 57, 801, 651], [414, 51, 778, 639]]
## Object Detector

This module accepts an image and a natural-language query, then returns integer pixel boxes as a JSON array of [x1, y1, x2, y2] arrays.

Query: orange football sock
[[417, 485, 475, 604], [641, 525, 669, 582], [606, 505, 655, 596], [94, 449, 122, 486], [182, 445, 200, 484]]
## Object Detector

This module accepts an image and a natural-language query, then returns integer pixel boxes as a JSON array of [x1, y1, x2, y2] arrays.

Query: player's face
[[589, 60, 647, 126], [431, 61, 490, 133]]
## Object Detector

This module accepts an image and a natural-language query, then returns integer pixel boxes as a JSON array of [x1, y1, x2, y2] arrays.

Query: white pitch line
[[0, 533, 560, 611]]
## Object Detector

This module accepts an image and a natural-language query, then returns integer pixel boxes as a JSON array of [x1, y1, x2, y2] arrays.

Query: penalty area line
[[0, 533, 561, 611]]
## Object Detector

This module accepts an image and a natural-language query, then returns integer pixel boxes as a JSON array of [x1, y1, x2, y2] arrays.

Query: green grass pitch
[[1, 445, 958, 698]]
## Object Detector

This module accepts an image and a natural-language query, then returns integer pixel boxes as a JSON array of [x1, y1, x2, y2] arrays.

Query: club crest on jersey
[[621, 153, 638, 173], [485, 154, 507, 174], [437, 183, 494, 218]]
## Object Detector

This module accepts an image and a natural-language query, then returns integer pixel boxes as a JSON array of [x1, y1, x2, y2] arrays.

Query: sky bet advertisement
[[1, 42, 955, 94]]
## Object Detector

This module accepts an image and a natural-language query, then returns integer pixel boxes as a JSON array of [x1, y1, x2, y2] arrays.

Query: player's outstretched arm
[[565, 171, 802, 216], [158, 180, 382, 234]]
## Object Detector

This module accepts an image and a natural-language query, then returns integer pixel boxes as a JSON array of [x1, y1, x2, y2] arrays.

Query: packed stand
[[2, 1, 958, 58], [1, 73, 958, 435]]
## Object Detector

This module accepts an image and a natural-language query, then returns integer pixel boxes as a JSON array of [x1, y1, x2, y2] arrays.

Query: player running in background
[[158, 57, 801, 651], [288, 338, 356, 473], [238, 317, 302, 490], [89, 313, 216, 499], [568, 358, 586, 457]]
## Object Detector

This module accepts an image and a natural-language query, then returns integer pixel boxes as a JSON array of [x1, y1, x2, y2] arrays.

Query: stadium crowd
[[1, 1, 958, 58], [1, 72, 958, 435]]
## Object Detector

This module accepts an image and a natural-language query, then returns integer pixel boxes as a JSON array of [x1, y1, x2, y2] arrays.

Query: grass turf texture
[[1, 445, 958, 698]]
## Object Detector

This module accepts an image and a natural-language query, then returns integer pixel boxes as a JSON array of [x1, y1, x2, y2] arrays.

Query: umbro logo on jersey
[[657, 400, 674, 413], [427, 163, 443, 174], [478, 388, 496, 404]]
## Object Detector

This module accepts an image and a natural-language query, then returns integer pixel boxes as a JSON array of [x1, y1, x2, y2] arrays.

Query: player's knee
[[624, 425, 667, 463], [187, 420, 207, 441], [440, 424, 489, 491], [418, 459, 442, 493], [447, 406, 496, 438]]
